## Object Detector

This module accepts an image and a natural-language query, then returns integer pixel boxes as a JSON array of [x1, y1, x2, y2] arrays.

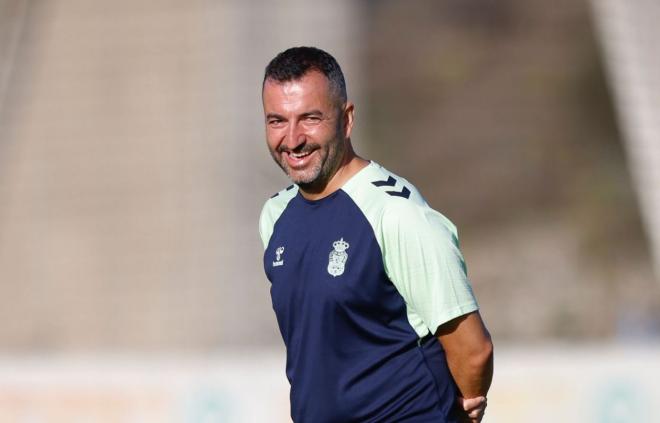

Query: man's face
[[263, 71, 348, 188]]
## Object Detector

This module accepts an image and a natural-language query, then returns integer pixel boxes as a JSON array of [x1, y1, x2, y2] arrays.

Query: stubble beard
[[272, 136, 346, 192]]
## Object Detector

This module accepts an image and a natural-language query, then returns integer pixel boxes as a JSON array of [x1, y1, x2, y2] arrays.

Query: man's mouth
[[290, 150, 312, 159], [284, 149, 316, 169]]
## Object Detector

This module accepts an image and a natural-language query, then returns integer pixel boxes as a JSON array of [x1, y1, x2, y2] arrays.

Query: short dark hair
[[263, 46, 347, 104]]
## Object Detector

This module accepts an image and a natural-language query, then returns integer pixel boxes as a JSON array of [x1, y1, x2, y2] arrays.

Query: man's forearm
[[445, 337, 493, 398], [436, 312, 494, 398]]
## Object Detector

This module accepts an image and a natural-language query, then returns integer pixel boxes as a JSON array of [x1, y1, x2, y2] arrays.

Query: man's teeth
[[290, 151, 311, 159]]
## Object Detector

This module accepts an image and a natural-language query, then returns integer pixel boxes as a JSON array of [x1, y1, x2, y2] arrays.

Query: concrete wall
[[0, 0, 363, 351]]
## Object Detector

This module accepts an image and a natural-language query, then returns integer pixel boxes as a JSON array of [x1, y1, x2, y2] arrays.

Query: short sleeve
[[259, 202, 273, 250], [258, 186, 299, 250], [381, 201, 478, 336]]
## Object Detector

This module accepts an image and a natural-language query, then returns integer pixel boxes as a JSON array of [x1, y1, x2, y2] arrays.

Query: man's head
[[262, 47, 354, 192], [263, 46, 347, 107]]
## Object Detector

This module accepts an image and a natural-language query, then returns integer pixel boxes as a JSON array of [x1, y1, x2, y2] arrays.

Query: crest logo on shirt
[[273, 246, 285, 267], [327, 238, 349, 277]]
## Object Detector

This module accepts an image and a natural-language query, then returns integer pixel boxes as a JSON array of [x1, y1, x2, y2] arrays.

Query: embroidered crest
[[327, 238, 349, 277], [273, 246, 285, 267]]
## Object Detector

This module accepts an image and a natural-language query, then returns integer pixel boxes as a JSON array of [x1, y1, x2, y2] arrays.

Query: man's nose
[[284, 124, 306, 150]]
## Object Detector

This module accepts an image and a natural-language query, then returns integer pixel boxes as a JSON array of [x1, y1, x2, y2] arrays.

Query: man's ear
[[343, 102, 355, 139]]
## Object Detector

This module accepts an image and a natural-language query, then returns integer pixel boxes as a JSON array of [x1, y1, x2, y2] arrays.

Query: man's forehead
[[263, 78, 306, 98], [262, 72, 337, 111]]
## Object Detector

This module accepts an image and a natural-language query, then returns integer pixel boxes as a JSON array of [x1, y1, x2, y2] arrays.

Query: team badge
[[327, 238, 349, 277], [273, 246, 285, 267]]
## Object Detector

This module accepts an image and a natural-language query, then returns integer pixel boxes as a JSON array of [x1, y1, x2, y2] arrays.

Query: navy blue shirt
[[259, 162, 478, 422]]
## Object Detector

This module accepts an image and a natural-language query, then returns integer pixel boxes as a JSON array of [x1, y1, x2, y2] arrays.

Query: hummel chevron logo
[[371, 176, 397, 187], [387, 186, 411, 198], [371, 177, 411, 199]]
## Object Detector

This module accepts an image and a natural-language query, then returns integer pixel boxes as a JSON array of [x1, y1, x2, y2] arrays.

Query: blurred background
[[0, 0, 659, 421]]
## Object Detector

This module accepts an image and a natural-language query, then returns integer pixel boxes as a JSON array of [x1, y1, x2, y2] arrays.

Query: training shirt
[[259, 161, 478, 423]]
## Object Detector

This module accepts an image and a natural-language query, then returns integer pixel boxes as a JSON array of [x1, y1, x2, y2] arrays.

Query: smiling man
[[259, 47, 493, 423]]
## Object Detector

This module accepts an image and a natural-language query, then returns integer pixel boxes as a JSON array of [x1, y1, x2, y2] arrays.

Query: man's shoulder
[[343, 162, 458, 239], [260, 184, 298, 224], [259, 184, 299, 249], [343, 161, 429, 216], [263, 184, 298, 208]]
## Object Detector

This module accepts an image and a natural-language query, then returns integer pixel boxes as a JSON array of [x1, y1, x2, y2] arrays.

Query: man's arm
[[436, 311, 493, 398]]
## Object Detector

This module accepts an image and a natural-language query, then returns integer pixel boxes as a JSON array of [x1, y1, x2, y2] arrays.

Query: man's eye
[[305, 116, 321, 122], [269, 119, 283, 125]]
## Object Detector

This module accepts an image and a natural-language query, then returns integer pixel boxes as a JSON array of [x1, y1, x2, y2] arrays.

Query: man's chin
[[285, 167, 321, 186], [289, 175, 317, 186]]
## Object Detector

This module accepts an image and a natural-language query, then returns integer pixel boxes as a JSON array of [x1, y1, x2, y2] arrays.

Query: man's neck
[[298, 153, 369, 201]]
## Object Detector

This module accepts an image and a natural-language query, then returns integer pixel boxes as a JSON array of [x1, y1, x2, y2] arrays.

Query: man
[[259, 46, 493, 422]]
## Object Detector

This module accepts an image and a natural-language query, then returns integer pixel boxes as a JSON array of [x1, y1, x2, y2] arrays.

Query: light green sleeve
[[381, 200, 478, 337], [259, 204, 274, 250], [259, 186, 298, 250]]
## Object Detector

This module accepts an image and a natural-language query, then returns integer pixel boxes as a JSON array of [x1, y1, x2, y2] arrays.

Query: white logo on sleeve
[[273, 246, 285, 267], [327, 238, 349, 277]]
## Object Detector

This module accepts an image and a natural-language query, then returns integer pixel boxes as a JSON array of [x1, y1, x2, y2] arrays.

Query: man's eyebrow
[[300, 110, 323, 117], [266, 113, 286, 120]]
